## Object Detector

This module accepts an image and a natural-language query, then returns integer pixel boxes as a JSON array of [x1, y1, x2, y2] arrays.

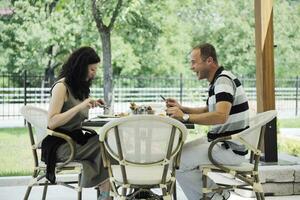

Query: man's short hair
[[193, 43, 218, 64]]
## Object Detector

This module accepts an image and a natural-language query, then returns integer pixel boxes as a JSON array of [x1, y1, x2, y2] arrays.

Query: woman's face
[[86, 63, 98, 81]]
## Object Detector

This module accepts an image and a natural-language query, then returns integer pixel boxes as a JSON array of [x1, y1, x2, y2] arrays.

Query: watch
[[182, 114, 190, 122]]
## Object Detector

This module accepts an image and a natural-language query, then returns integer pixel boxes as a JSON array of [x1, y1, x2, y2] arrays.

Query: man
[[166, 43, 249, 200]]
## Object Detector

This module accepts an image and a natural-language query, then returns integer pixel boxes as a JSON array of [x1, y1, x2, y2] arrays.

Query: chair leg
[[24, 170, 40, 200], [259, 192, 265, 200], [253, 174, 264, 200], [260, 193, 265, 200], [78, 191, 82, 200], [162, 187, 167, 197], [96, 187, 100, 198], [162, 195, 172, 200], [122, 187, 127, 197], [202, 171, 208, 199], [23, 186, 33, 200], [255, 192, 260, 200], [78, 173, 82, 200], [173, 181, 177, 200], [42, 181, 48, 200], [255, 192, 265, 200]]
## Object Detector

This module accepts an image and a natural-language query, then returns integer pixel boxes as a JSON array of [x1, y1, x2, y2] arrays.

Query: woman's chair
[[99, 115, 188, 200], [201, 110, 277, 200], [20, 105, 84, 200]]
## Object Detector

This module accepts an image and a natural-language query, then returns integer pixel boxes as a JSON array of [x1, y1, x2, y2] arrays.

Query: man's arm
[[166, 98, 208, 114], [181, 106, 208, 114], [166, 101, 231, 125], [188, 101, 231, 125]]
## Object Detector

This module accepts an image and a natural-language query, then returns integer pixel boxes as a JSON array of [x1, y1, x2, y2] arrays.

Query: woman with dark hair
[[43, 46, 111, 199]]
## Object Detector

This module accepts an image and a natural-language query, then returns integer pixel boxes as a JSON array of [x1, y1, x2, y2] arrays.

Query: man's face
[[190, 49, 209, 80]]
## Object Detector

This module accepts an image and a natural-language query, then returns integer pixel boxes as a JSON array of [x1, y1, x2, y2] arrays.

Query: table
[[82, 116, 195, 129]]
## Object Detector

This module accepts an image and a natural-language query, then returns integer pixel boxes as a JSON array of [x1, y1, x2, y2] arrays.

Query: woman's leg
[[98, 179, 112, 200], [75, 135, 109, 188], [56, 135, 109, 188]]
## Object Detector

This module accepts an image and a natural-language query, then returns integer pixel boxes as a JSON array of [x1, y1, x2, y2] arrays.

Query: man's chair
[[201, 110, 277, 200], [20, 105, 84, 200], [99, 115, 188, 200]]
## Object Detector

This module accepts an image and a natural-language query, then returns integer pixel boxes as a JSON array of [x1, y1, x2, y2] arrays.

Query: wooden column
[[254, 0, 277, 162]]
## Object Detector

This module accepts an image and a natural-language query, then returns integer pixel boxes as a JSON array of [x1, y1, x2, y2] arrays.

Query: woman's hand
[[80, 98, 107, 109], [80, 98, 102, 109], [97, 99, 105, 106]]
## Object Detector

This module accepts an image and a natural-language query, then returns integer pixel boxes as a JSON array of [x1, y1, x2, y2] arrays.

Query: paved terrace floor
[[1, 117, 299, 199], [1, 152, 299, 200], [0, 184, 299, 200], [1, 153, 299, 200]]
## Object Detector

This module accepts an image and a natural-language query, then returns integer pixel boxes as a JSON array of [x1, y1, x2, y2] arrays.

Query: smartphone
[[160, 95, 166, 101]]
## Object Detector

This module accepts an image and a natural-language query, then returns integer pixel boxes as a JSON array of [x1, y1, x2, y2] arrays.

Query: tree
[[178, 0, 256, 77], [91, 0, 168, 107], [274, 0, 300, 79], [1, 0, 299, 86], [91, 0, 123, 111], [0, 0, 102, 83]]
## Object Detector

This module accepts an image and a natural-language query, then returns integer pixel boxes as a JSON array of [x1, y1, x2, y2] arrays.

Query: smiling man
[[166, 43, 249, 200]]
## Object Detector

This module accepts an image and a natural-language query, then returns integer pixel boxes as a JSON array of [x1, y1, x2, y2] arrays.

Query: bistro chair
[[20, 105, 86, 200], [201, 110, 277, 200], [99, 115, 188, 200]]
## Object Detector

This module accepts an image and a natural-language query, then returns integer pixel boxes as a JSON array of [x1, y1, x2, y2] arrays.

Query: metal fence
[[0, 72, 299, 119]]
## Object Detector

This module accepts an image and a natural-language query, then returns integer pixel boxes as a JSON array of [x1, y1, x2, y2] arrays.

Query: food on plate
[[130, 102, 139, 111], [115, 112, 129, 117], [146, 106, 155, 114], [129, 102, 155, 114]]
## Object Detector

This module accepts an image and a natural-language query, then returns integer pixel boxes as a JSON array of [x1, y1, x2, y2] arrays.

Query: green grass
[[279, 118, 300, 128], [0, 127, 33, 176], [0, 121, 299, 176]]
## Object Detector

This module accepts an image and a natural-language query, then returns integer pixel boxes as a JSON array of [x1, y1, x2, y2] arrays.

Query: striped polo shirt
[[207, 67, 249, 155]]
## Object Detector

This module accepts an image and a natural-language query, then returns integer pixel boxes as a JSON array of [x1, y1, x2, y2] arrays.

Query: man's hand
[[166, 98, 182, 108], [166, 106, 184, 120]]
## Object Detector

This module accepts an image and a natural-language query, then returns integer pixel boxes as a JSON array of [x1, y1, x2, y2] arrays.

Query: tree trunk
[[91, 0, 123, 114], [100, 28, 114, 113]]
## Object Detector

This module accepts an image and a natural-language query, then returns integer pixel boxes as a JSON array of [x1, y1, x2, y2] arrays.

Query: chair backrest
[[233, 110, 277, 151], [99, 115, 188, 165], [20, 105, 48, 148]]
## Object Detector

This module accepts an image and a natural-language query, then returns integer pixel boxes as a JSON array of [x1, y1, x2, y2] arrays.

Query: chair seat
[[202, 162, 254, 172], [207, 172, 246, 186], [111, 165, 171, 185], [39, 161, 83, 168]]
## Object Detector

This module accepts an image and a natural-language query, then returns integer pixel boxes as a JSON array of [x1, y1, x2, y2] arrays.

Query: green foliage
[[179, 0, 256, 76], [0, 0, 300, 78], [114, 0, 165, 76], [278, 136, 300, 157], [279, 118, 300, 128], [0, 0, 10, 8], [0, 0, 101, 74], [274, 0, 300, 78]]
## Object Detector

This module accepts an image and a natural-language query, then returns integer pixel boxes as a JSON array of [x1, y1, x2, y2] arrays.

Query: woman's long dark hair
[[58, 47, 100, 100]]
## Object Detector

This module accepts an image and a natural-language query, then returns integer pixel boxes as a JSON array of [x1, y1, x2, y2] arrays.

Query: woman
[[43, 46, 110, 200]]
